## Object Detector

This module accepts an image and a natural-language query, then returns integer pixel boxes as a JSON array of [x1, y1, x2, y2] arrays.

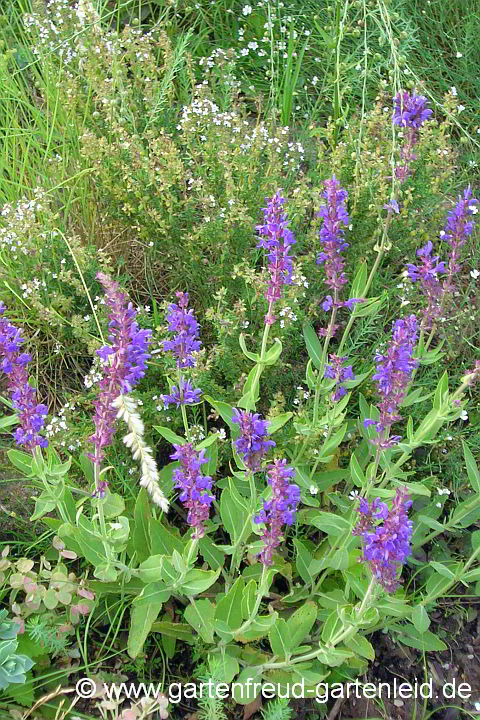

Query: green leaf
[[350, 260, 368, 298], [133, 582, 171, 607], [133, 488, 151, 562], [429, 561, 461, 580], [321, 608, 343, 643], [127, 601, 163, 658], [350, 451, 366, 488], [198, 535, 225, 570], [103, 493, 125, 519], [0, 414, 18, 431], [180, 568, 221, 595], [211, 654, 239, 684], [215, 577, 244, 630], [79, 452, 94, 484], [220, 488, 248, 544], [74, 517, 111, 567], [239, 332, 260, 362], [7, 449, 33, 476], [397, 626, 447, 652], [262, 338, 283, 365], [462, 440, 480, 494], [300, 511, 351, 537], [303, 321, 323, 371], [236, 613, 278, 641], [149, 519, 185, 556], [267, 412, 293, 435], [412, 605, 430, 633], [316, 645, 354, 666], [150, 621, 194, 643], [433, 371, 449, 411], [269, 618, 291, 659], [418, 514, 444, 531], [231, 667, 263, 704], [138, 555, 166, 584], [241, 579, 257, 619], [351, 295, 384, 318], [30, 493, 56, 521], [203, 396, 238, 435], [184, 599, 215, 643], [153, 425, 185, 445], [286, 601, 317, 650], [344, 634, 375, 661]]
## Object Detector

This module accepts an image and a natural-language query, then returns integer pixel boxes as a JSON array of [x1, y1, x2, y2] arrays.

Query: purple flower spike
[[256, 190, 296, 325], [393, 91, 432, 129], [170, 443, 214, 539], [161, 379, 203, 409], [315, 176, 350, 292], [406, 241, 446, 328], [163, 292, 202, 368], [364, 315, 418, 446], [324, 353, 355, 402], [231, 408, 276, 472], [353, 487, 413, 592], [0, 303, 48, 450], [88, 273, 152, 468], [254, 459, 300, 566]]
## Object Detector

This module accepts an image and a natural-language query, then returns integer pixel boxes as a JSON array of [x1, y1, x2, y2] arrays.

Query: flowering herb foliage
[[353, 487, 413, 592], [393, 90, 432, 182], [171, 443, 214, 539], [0, 303, 47, 450], [324, 354, 355, 401], [254, 459, 300, 566]]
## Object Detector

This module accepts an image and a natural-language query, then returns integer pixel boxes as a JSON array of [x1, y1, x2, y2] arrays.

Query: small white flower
[[436, 502, 442, 508], [450, 86, 457, 96], [470, 269, 480, 279], [242, 4, 252, 15], [456, 51, 463, 58], [460, 410, 468, 421], [456, 104, 465, 113], [309, 485, 318, 495], [349, 490, 360, 501]]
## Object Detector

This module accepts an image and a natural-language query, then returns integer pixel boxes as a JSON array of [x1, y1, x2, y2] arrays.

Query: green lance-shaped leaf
[[215, 576, 245, 631], [127, 601, 163, 659], [153, 425, 186, 446], [462, 440, 480, 494], [303, 321, 323, 371], [220, 487, 249, 545], [184, 599, 215, 643], [285, 601, 317, 651]]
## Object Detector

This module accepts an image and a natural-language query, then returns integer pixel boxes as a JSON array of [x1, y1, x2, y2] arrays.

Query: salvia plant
[[1, 90, 480, 711]]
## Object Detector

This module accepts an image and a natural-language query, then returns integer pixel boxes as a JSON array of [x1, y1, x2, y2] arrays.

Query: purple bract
[[324, 354, 355, 401], [393, 91, 432, 129], [161, 379, 202, 409]]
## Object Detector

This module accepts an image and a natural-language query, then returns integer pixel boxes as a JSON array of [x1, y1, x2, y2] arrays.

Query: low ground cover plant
[[0, 1, 479, 719]]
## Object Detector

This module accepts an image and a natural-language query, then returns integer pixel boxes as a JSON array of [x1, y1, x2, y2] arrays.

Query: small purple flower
[[231, 408, 275, 472], [324, 354, 355, 402], [88, 273, 152, 468], [254, 459, 300, 566], [163, 292, 202, 368], [256, 190, 296, 326], [353, 487, 413, 592], [170, 443, 214, 539], [315, 176, 349, 293], [0, 303, 48, 451], [384, 199, 400, 214], [393, 91, 432, 128], [161, 379, 203, 409], [364, 315, 418, 444]]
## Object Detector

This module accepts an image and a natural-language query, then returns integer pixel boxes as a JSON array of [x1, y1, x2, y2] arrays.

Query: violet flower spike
[[0, 303, 48, 451], [88, 273, 152, 486], [161, 379, 203, 409], [163, 291, 202, 368], [231, 408, 276, 472], [364, 315, 418, 446], [353, 487, 413, 593], [256, 190, 296, 326], [324, 354, 355, 402], [393, 91, 432, 183], [315, 175, 349, 292], [170, 443, 214, 539], [406, 241, 446, 329], [441, 186, 478, 294], [254, 459, 300, 566]]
